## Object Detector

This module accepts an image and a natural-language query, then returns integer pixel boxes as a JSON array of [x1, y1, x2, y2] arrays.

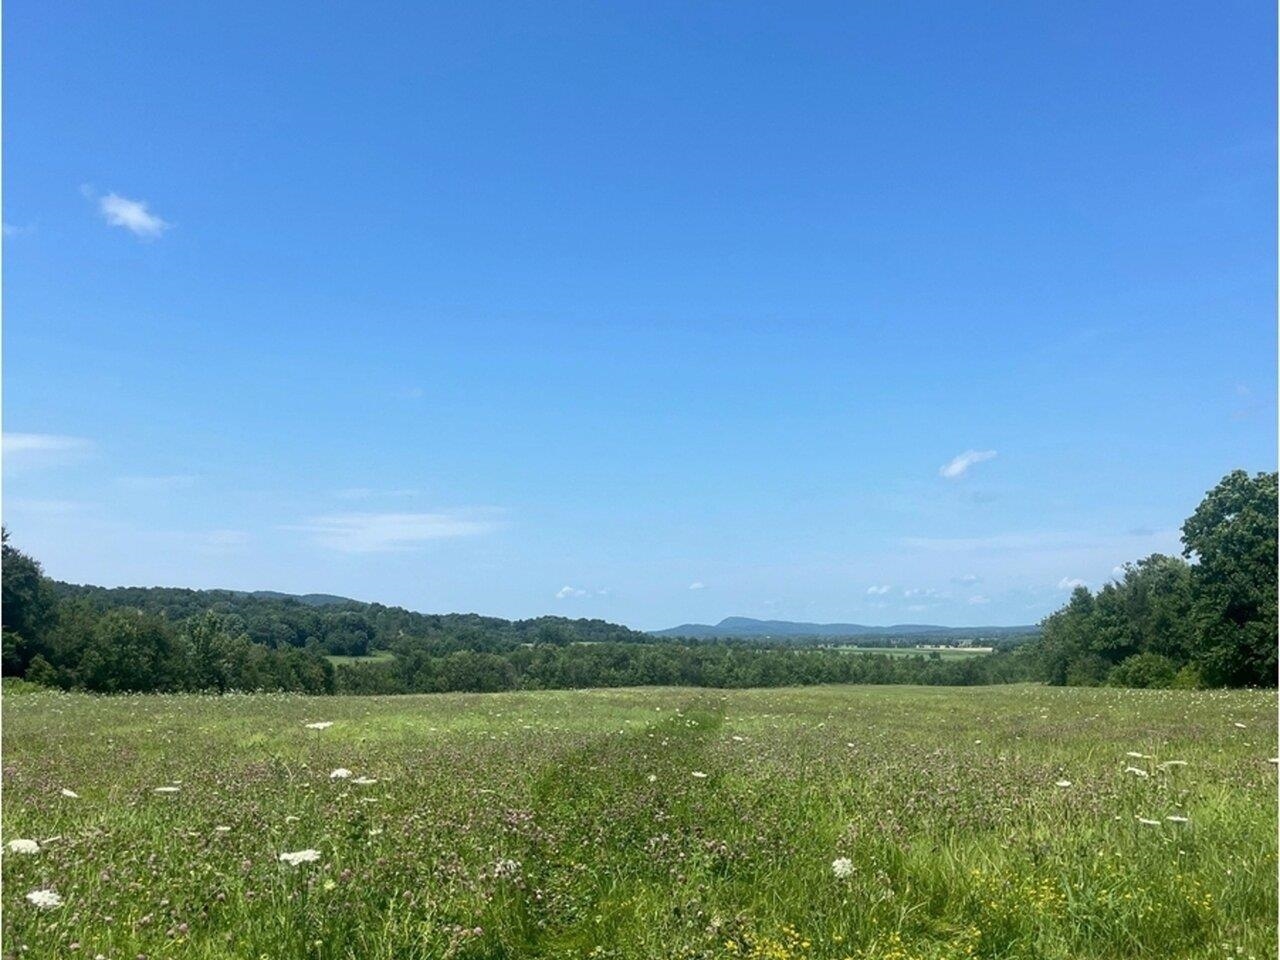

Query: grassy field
[[324, 650, 398, 667], [825, 646, 991, 659], [2, 683, 1275, 959]]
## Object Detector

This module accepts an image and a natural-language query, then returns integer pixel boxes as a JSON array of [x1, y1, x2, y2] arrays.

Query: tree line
[[2, 469, 1271, 695], [1035, 470, 1276, 688]]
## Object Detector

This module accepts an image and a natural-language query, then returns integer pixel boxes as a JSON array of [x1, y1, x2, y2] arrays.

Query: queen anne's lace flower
[[279, 849, 321, 866], [831, 857, 854, 879], [7, 839, 39, 854], [26, 889, 63, 909]]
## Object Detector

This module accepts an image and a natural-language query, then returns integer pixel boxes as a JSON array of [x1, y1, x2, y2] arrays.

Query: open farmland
[[2, 684, 1275, 959]]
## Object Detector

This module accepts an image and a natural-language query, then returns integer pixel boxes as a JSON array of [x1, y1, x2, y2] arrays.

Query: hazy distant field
[[3, 684, 1275, 959]]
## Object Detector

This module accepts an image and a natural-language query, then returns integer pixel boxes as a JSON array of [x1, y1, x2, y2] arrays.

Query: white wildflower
[[26, 888, 63, 909], [279, 848, 321, 866], [1124, 766, 1149, 778], [352, 776, 378, 785], [1136, 817, 1160, 826], [6, 839, 39, 854], [154, 786, 180, 793], [1054, 779, 1072, 788], [494, 857, 522, 879], [832, 857, 855, 878], [329, 768, 352, 780], [214, 826, 231, 833], [691, 771, 708, 779], [304, 721, 334, 730], [1232, 722, 1246, 729], [1166, 815, 1190, 824], [60, 788, 79, 799], [647, 774, 657, 783]]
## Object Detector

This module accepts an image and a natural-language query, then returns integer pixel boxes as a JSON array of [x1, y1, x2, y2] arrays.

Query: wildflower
[[1232, 722, 1246, 729], [6, 839, 39, 854], [1125, 751, 1150, 759], [1166, 815, 1190, 824], [304, 721, 334, 730], [1054, 779, 1072, 788], [1124, 766, 1149, 778], [647, 774, 657, 783], [329, 768, 352, 779], [352, 777, 378, 785], [60, 788, 80, 799], [494, 857, 522, 879], [832, 857, 855, 878], [691, 771, 708, 779], [214, 826, 231, 833], [154, 786, 180, 793], [1136, 817, 1160, 826], [278, 849, 321, 866], [26, 888, 63, 909], [284, 815, 300, 823]]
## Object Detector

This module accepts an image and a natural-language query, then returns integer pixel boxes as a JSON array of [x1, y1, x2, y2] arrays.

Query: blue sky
[[4, 1, 1275, 630]]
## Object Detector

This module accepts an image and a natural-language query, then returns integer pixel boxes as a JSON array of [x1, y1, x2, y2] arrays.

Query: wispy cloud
[[333, 487, 419, 501], [4, 498, 89, 516], [951, 574, 981, 585], [3, 432, 93, 470], [688, 581, 705, 591], [117, 474, 199, 492], [865, 584, 892, 595], [939, 449, 997, 479], [1057, 577, 1087, 590], [556, 585, 587, 599], [96, 191, 170, 238], [967, 595, 990, 605], [289, 509, 503, 553]]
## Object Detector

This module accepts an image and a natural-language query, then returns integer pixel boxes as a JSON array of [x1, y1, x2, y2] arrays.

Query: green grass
[[825, 645, 991, 659], [2, 683, 1275, 959], [324, 650, 398, 666]]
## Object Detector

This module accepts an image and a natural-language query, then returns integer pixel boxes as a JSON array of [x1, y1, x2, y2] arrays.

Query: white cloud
[[1057, 577, 1087, 590], [866, 584, 892, 595], [3, 433, 92, 470], [117, 474, 198, 492], [951, 574, 981, 585], [939, 449, 997, 479], [967, 595, 990, 605], [688, 581, 705, 591], [903, 587, 942, 600], [4, 498, 88, 516], [289, 510, 503, 553], [556, 585, 587, 599], [98, 192, 169, 238]]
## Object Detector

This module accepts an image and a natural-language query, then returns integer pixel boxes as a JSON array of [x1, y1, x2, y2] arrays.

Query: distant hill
[[245, 590, 356, 607], [651, 616, 1039, 640]]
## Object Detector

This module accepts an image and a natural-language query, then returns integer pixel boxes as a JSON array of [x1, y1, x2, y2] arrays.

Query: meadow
[[2, 683, 1275, 960]]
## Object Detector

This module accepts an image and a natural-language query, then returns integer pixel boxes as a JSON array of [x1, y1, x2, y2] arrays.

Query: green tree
[[1182, 470, 1278, 687], [1, 530, 58, 675]]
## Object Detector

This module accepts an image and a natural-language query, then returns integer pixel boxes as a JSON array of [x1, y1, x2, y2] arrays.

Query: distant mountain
[[651, 616, 1039, 640], [246, 590, 356, 607]]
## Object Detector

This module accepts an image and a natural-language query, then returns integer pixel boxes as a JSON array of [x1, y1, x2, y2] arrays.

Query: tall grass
[[2, 684, 1274, 958]]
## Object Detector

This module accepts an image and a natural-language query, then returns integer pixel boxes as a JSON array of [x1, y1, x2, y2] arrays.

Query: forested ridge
[[2, 470, 1273, 695]]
